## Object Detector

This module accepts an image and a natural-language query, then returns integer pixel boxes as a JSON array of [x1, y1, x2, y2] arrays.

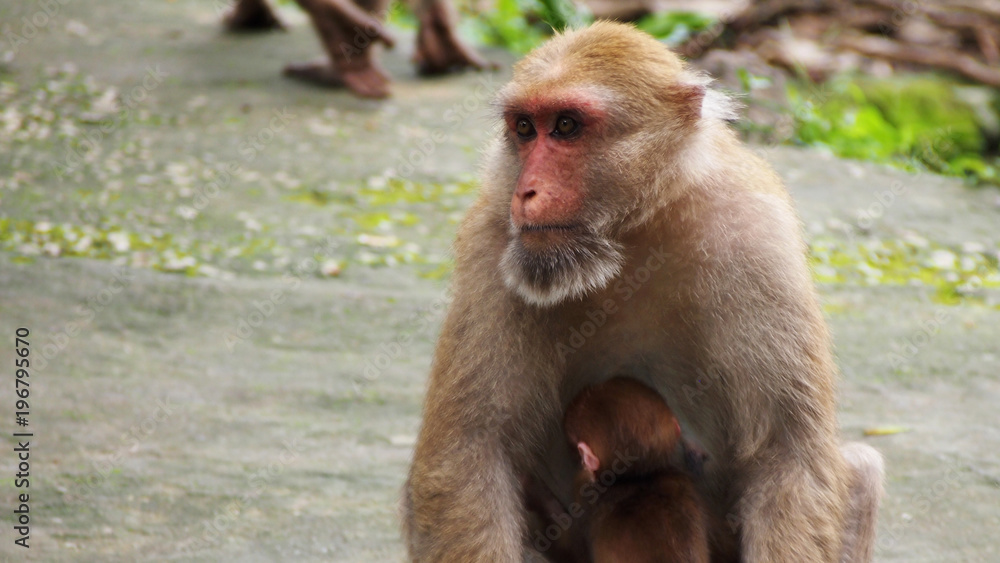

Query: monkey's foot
[[223, 0, 285, 32], [283, 59, 391, 99], [414, 1, 496, 75]]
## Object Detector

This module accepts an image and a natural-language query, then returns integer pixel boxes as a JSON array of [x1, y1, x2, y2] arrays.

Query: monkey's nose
[[516, 185, 538, 203], [519, 189, 539, 215], [512, 186, 540, 224]]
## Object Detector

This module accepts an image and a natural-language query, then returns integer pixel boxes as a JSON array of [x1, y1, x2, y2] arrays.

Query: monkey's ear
[[664, 78, 739, 123], [577, 442, 600, 476], [663, 83, 705, 124]]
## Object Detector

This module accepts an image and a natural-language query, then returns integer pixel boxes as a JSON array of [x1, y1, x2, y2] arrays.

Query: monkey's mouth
[[517, 224, 580, 248], [501, 225, 625, 307], [519, 224, 580, 233]]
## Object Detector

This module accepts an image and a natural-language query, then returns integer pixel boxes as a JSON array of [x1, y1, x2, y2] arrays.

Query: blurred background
[[0, 0, 998, 561]]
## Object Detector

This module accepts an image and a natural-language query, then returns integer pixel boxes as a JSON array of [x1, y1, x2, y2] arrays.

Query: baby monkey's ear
[[577, 442, 600, 479]]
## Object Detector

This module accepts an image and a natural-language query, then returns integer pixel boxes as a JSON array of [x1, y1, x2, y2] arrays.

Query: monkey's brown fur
[[403, 21, 883, 562]]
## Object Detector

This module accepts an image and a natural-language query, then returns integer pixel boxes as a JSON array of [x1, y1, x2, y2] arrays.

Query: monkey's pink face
[[503, 95, 607, 247], [497, 92, 625, 307]]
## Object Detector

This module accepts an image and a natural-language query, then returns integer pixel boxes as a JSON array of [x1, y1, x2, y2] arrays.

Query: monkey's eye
[[515, 118, 536, 139], [554, 115, 578, 136]]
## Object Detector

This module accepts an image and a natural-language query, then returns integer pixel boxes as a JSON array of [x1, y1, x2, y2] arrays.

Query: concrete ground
[[0, 1, 998, 561]]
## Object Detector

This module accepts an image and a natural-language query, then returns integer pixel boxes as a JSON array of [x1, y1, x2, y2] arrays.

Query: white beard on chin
[[500, 229, 625, 307]]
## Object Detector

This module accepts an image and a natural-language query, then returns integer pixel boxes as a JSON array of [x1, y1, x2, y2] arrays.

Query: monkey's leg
[[223, 0, 286, 32], [285, 0, 396, 99], [737, 447, 849, 562], [412, 0, 495, 75], [839, 443, 885, 563]]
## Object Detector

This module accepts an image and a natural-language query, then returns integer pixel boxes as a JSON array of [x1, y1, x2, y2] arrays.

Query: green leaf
[[635, 11, 716, 45]]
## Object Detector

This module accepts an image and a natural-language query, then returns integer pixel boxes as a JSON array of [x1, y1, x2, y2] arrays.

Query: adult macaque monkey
[[403, 22, 883, 562]]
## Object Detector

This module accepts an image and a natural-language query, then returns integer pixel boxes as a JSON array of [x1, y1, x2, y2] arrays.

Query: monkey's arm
[[733, 330, 849, 561], [698, 202, 849, 562], [402, 273, 556, 562]]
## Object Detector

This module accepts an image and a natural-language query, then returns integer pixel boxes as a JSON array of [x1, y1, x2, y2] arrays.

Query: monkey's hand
[[522, 475, 585, 563], [414, 0, 496, 75], [682, 439, 710, 478], [522, 474, 566, 522]]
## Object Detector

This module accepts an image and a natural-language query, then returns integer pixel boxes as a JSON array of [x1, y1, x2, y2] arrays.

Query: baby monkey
[[526, 377, 711, 563]]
